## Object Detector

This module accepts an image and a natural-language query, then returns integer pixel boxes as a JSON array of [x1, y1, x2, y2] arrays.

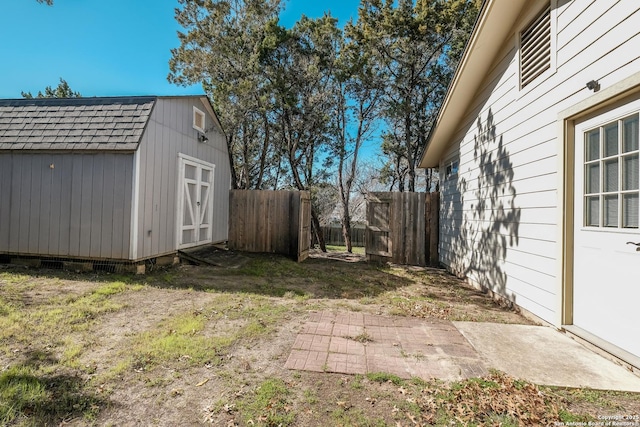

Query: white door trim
[[130, 149, 141, 260], [558, 71, 640, 368], [176, 153, 216, 250]]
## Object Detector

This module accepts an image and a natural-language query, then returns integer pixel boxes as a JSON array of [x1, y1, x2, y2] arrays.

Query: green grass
[[132, 312, 222, 369], [0, 276, 144, 424], [0, 280, 141, 356], [366, 372, 405, 386], [29, 282, 134, 334], [326, 245, 365, 255], [222, 255, 308, 278], [303, 388, 318, 404], [0, 364, 103, 426], [237, 378, 295, 426], [331, 407, 387, 426], [111, 293, 295, 378]]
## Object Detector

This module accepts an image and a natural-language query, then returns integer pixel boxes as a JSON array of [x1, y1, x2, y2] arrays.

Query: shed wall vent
[[520, 4, 551, 89], [193, 106, 205, 133]]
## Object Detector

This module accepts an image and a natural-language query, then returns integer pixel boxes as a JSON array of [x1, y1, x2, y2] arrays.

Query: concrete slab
[[454, 321, 640, 392]]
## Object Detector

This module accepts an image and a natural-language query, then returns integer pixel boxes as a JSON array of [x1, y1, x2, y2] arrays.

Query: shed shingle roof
[[0, 96, 156, 151]]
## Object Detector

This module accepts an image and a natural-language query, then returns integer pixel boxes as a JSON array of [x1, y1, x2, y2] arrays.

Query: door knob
[[627, 242, 640, 251], [197, 201, 201, 206]]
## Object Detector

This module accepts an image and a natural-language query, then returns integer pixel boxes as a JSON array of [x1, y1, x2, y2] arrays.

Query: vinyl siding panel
[[437, 0, 640, 323], [135, 98, 231, 259], [0, 152, 134, 259], [0, 156, 11, 250]]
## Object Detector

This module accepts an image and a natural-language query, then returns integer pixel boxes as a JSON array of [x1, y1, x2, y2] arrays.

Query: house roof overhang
[[419, 0, 528, 168]]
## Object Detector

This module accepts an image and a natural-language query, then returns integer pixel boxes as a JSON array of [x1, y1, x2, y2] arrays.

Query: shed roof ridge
[[0, 95, 158, 107]]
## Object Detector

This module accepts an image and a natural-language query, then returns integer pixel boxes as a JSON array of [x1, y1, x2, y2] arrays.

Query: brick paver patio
[[284, 311, 488, 380]]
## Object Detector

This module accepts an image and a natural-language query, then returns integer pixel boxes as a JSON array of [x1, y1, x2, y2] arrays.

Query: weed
[[61, 342, 84, 368], [303, 388, 318, 404], [410, 377, 429, 387], [348, 331, 374, 343], [281, 290, 313, 301], [331, 408, 386, 426], [0, 272, 34, 286], [351, 374, 364, 390], [358, 296, 376, 305], [237, 378, 295, 426], [366, 372, 404, 386], [558, 410, 594, 423]]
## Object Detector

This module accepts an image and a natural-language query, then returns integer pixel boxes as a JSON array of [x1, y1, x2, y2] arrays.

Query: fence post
[[427, 192, 440, 266]]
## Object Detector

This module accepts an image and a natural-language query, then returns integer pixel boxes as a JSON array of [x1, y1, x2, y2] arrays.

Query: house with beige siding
[[420, 0, 640, 369], [0, 95, 230, 269]]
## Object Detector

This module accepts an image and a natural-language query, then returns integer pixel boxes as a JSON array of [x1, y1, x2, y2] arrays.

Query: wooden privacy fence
[[365, 192, 439, 266], [320, 225, 365, 247], [228, 190, 311, 262]]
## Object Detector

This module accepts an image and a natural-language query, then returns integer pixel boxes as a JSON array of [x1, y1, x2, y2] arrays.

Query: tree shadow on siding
[[443, 108, 521, 302]]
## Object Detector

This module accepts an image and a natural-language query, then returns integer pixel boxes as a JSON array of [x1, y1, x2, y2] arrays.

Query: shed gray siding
[[134, 97, 230, 259], [0, 152, 133, 259]]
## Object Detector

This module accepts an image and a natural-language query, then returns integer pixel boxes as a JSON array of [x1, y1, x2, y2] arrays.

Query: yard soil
[[1, 249, 638, 426]]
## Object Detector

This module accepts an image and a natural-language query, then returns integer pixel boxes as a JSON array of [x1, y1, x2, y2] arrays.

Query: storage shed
[[420, 0, 640, 369], [0, 95, 231, 267]]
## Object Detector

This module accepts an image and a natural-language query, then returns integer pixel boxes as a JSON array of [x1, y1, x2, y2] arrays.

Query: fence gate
[[228, 190, 310, 262], [294, 192, 311, 262], [365, 192, 439, 266]]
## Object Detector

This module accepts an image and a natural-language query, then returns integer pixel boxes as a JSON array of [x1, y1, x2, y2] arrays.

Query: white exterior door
[[573, 100, 640, 358], [177, 154, 215, 250]]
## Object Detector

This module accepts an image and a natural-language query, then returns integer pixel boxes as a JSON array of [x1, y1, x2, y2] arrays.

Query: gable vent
[[520, 5, 551, 89]]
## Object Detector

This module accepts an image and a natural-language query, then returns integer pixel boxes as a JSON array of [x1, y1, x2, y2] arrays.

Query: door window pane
[[586, 196, 599, 226], [202, 169, 211, 183], [583, 115, 639, 229], [623, 154, 639, 191], [586, 130, 600, 161], [604, 123, 618, 157], [604, 195, 618, 227], [586, 163, 599, 193], [604, 159, 619, 192], [623, 115, 639, 153], [185, 164, 197, 180], [623, 193, 639, 228]]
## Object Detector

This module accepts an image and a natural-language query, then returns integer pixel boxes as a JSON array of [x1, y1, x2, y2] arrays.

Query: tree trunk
[[256, 112, 270, 189], [226, 134, 239, 189], [311, 209, 326, 252], [282, 110, 327, 253], [405, 103, 416, 193], [342, 215, 352, 253]]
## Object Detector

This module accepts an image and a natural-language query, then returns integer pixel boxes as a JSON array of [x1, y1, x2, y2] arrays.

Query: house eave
[[419, 0, 528, 168]]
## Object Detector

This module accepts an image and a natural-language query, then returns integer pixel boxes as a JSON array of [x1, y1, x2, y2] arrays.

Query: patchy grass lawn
[[0, 251, 638, 426], [326, 245, 366, 255]]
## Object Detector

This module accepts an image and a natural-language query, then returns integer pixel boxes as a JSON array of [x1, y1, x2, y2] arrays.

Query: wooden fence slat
[[365, 191, 439, 267], [428, 192, 440, 266], [228, 190, 310, 261]]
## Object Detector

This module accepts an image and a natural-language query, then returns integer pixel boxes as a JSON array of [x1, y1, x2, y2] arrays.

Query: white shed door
[[177, 154, 215, 249], [573, 101, 640, 358]]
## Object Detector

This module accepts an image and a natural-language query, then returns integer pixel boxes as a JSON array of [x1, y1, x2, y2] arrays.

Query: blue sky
[[0, 0, 361, 99]]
